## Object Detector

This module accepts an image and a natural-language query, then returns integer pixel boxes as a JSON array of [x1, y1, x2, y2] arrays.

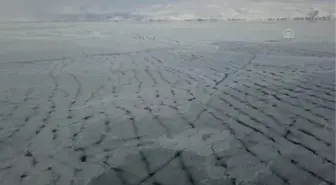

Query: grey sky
[[0, 0, 334, 21]]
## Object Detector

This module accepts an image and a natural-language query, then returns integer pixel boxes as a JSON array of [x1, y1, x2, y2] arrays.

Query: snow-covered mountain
[[134, 0, 335, 21], [1, 0, 335, 22]]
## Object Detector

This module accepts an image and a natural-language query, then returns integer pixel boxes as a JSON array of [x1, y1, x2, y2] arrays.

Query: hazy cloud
[[0, 0, 334, 21], [0, 0, 175, 20]]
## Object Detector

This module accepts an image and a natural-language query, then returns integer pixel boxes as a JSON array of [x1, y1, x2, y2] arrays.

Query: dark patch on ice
[[188, 97, 196, 101], [80, 155, 87, 162], [25, 150, 32, 157], [20, 173, 27, 181]]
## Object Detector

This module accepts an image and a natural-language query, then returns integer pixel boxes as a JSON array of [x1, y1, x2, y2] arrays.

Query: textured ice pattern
[[0, 21, 335, 185]]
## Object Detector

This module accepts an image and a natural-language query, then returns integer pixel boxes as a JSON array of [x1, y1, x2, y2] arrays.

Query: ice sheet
[[0, 21, 335, 185]]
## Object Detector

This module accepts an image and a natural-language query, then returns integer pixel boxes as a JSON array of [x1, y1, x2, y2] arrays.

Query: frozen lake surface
[[0, 21, 335, 185]]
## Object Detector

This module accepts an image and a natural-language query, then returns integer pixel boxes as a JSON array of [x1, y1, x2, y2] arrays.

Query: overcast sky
[[0, 0, 335, 20]]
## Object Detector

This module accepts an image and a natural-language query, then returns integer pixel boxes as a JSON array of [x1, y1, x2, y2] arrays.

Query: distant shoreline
[[0, 18, 335, 24]]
